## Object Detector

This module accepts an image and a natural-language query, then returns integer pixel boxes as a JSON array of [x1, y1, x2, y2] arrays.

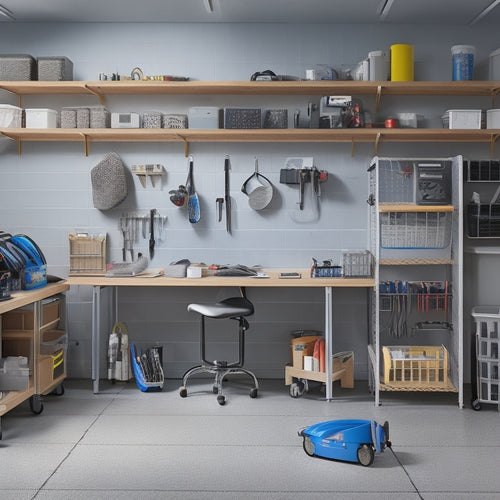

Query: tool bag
[[107, 322, 133, 381], [0, 232, 47, 290]]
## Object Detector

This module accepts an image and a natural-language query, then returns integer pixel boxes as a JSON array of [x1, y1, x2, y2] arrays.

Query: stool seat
[[180, 294, 258, 405], [187, 297, 254, 319]]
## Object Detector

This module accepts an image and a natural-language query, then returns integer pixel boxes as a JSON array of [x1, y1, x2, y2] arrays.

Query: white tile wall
[[1, 21, 497, 379]]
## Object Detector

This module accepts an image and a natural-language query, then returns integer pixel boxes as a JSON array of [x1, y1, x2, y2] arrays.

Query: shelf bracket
[[84, 84, 106, 106], [375, 86, 382, 112], [492, 87, 500, 108], [374, 132, 381, 155], [176, 134, 189, 157], [17, 138, 22, 155], [0, 86, 22, 107], [80, 133, 90, 156], [490, 133, 499, 156]]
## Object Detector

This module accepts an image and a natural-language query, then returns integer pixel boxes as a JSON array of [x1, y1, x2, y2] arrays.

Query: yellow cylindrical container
[[390, 44, 414, 81]]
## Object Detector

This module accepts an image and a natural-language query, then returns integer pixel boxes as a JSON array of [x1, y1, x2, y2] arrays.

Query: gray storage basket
[[0, 54, 36, 80], [37, 56, 73, 81]]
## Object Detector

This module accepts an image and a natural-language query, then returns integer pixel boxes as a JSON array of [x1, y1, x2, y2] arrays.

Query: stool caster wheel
[[179, 387, 187, 398], [249, 387, 258, 398], [217, 395, 225, 405]]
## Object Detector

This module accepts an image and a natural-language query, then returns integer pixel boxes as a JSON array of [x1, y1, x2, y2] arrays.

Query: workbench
[[67, 270, 374, 399]]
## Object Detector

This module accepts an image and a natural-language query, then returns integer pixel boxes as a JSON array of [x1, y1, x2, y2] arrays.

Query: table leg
[[325, 286, 333, 401], [92, 285, 101, 394]]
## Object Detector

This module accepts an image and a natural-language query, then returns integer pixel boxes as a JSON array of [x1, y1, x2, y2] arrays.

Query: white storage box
[[489, 48, 500, 81], [188, 107, 221, 129], [0, 104, 22, 127], [25, 108, 58, 128], [442, 109, 482, 129], [487, 109, 500, 129]]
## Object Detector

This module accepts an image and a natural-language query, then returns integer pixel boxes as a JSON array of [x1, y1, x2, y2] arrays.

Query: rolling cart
[[471, 306, 500, 411]]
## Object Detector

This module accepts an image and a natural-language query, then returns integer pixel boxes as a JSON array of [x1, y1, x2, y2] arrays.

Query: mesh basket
[[380, 211, 452, 249]]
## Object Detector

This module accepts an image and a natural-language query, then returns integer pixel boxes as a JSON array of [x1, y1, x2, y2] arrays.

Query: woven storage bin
[[224, 108, 262, 129], [142, 111, 162, 128], [163, 113, 188, 129], [69, 233, 106, 275], [0, 54, 36, 80], [37, 56, 73, 81], [89, 107, 111, 128]]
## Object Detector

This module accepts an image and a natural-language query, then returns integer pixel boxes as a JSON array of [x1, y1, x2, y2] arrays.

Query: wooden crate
[[69, 233, 106, 275], [382, 345, 451, 390]]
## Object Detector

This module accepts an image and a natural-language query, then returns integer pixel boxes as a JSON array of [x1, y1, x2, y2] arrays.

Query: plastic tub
[[452, 45, 475, 81], [489, 48, 500, 80], [487, 109, 500, 129]]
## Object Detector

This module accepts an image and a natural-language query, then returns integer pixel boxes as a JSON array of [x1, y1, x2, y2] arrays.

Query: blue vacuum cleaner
[[299, 419, 391, 466]]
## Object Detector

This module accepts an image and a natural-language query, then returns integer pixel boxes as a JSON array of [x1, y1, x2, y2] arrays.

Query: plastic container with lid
[[490, 48, 500, 81], [452, 45, 475, 81], [390, 44, 414, 81], [368, 51, 390, 81], [487, 109, 500, 129]]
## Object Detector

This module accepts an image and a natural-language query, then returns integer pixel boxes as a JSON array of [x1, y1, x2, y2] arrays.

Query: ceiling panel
[[0, 0, 499, 24]]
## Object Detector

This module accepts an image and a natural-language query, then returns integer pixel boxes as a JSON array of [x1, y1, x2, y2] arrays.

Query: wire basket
[[342, 250, 373, 277], [380, 212, 452, 249]]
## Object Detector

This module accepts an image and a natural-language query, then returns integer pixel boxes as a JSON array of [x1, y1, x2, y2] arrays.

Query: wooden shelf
[[1, 80, 500, 155], [2, 128, 500, 157], [1, 80, 500, 98]]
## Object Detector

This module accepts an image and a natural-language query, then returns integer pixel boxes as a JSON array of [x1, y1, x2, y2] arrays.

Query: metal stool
[[179, 295, 258, 405]]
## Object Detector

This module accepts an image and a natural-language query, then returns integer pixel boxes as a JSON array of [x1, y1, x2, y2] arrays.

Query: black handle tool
[[149, 209, 156, 259], [224, 155, 231, 233]]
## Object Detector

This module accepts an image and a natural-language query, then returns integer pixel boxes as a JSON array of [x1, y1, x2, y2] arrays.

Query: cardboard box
[[290, 335, 322, 369]]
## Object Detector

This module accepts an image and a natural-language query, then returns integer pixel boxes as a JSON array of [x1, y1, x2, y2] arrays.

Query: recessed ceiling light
[[0, 4, 15, 21]]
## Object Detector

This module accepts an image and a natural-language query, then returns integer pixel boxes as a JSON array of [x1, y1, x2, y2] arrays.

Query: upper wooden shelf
[[1, 80, 500, 98]]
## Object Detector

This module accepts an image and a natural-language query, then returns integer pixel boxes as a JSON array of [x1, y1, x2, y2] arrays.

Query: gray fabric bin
[[37, 56, 73, 81], [0, 54, 36, 80]]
